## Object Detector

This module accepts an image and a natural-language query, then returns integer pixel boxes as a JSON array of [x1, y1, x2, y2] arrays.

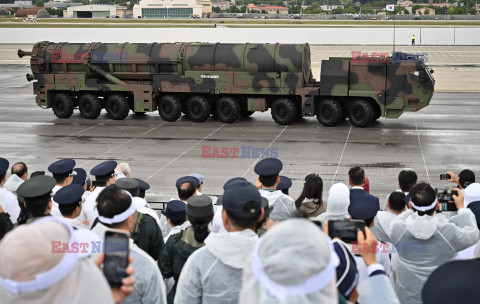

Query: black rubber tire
[[271, 98, 297, 125], [105, 94, 130, 120], [348, 99, 374, 127], [373, 104, 382, 121], [78, 93, 102, 119], [158, 95, 182, 122], [52, 93, 75, 119], [216, 97, 241, 123], [316, 99, 343, 127], [187, 96, 211, 123]]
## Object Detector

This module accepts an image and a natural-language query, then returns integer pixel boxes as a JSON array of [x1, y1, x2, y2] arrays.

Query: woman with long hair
[[295, 173, 326, 217]]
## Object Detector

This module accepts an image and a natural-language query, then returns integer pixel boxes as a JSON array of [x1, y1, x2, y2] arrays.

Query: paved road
[[1, 64, 479, 205]]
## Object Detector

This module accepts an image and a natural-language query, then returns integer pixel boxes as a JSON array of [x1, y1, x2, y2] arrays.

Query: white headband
[[0, 217, 81, 294], [97, 191, 136, 224], [411, 198, 438, 212], [251, 236, 339, 301]]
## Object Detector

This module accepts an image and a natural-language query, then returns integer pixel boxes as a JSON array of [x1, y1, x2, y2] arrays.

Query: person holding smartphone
[[390, 182, 479, 304], [92, 185, 167, 304]]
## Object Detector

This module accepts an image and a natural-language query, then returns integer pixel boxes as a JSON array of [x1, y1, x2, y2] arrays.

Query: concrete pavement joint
[[146, 123, 226, 180], [79, 121, 168, 168], [330, 124, 352, 188], [242, 125, 288, 178], [415, 118, 431, 184]]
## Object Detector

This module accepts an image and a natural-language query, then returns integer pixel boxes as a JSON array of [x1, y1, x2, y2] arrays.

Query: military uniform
[[131, 211, 164, 261], [16, 175, 56, 224], [159, 227, 204, 304], [47, 158, 76, 218]]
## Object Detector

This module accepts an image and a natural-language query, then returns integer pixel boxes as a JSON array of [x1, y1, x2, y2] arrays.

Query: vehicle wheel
[[348, 99, 374, 127], [158, 95, 182, 121], [78, 93, 102, 119], [216, 97, 240, 123], [316, 98, 343, 127], [105, 94, 129, 120], [52, 93, 75, 119], [271, 98, 297, 125], [187, 96, 211, 123]]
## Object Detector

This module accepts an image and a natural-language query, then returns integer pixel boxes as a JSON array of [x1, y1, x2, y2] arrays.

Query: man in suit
[[349, 166, 380, 208]]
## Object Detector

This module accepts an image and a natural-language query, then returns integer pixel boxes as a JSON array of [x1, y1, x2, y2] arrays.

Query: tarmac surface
[[1, 64, 479, 206]]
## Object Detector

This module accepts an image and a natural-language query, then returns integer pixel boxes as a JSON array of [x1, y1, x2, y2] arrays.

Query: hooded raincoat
[[174, 229, 258, 304], [390, 208, 479, 304], [317, 183, 350, 222], [92, 222, 167, 304], [259, 189, 296, 221]]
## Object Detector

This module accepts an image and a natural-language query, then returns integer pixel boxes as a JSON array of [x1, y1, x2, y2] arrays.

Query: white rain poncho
[[318, 183, 350, 222], [0, 186, 20, 224], [390, 208, 479, 304], [371, 211, 397, 243], [3, 174, 24, 197], [0, 218, 114, 304], [92, 222, 167, 304], [82, 186, 106, 227], [239, 218, 339, 304], [210, 206, 227, 233], [174, 229, 258, 304], [259, 189, 296, 221]]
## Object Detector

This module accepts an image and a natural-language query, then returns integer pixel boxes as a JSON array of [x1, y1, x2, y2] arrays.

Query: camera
[[436, 188, 458, 212]]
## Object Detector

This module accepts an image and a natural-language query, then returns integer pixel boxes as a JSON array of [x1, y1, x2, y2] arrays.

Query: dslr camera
[[435, 188, 458, 212]]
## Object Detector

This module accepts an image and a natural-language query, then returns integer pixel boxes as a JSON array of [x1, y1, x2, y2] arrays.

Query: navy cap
[[53, 184, 85, 205], [72, 168, 87, 186], [176, 176, 200, 188], [254, 158, 283, 176], [334, 241, 359, 299], [422, 259, 480, 304], [277, 175, 292, 191], [0, 158, 9, 176], [223, 177, 247, 190], [136, 178, 151, 191], [17, 176, 56, 200], [162, 200, 186, 223], [222, 181, 262, 214], [348, 196, 380, 220], [90, 160, 117, 177], [48, 159, 76, 175]]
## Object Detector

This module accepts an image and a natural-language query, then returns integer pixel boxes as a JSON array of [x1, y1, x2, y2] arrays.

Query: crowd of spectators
[[0, 156, 479, 304]]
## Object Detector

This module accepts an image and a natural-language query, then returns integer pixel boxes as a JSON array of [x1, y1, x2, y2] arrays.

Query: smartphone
[[328, 219, 366, 244], [438, 202, 458, 212], [439, 173, 451, 180], [103, 230, 129, 287]]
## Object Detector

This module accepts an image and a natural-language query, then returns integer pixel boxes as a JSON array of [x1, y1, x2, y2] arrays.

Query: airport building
[[133, 0, 211, 18], [65, 5, 128, 18]]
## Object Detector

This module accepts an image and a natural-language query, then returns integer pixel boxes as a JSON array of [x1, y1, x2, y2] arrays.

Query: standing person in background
[[175, 181, 264, 304], [48, 158, 76, 218], [318, 183, 350, 222], [0, 158, 20, 224], [412, 34, 416, 46], [162, 200, 188, 242], [82, 160, 117, 226], [296, 173, 326, 217], [189, 173, 205, 195], [159, 196, 214, 304], [53, 184, 88, 229], [390, 182, 479, 304], [349, 167, 380, 209], [4, 162, 28, 197], [276, 176, 292, 196], [255, 158, 295, 221], [115, 162, 132, 179], [16, 175, 56, 224]]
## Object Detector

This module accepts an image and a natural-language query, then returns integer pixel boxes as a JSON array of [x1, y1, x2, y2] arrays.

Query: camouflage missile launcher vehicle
[[19, 41, 434, 127]]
